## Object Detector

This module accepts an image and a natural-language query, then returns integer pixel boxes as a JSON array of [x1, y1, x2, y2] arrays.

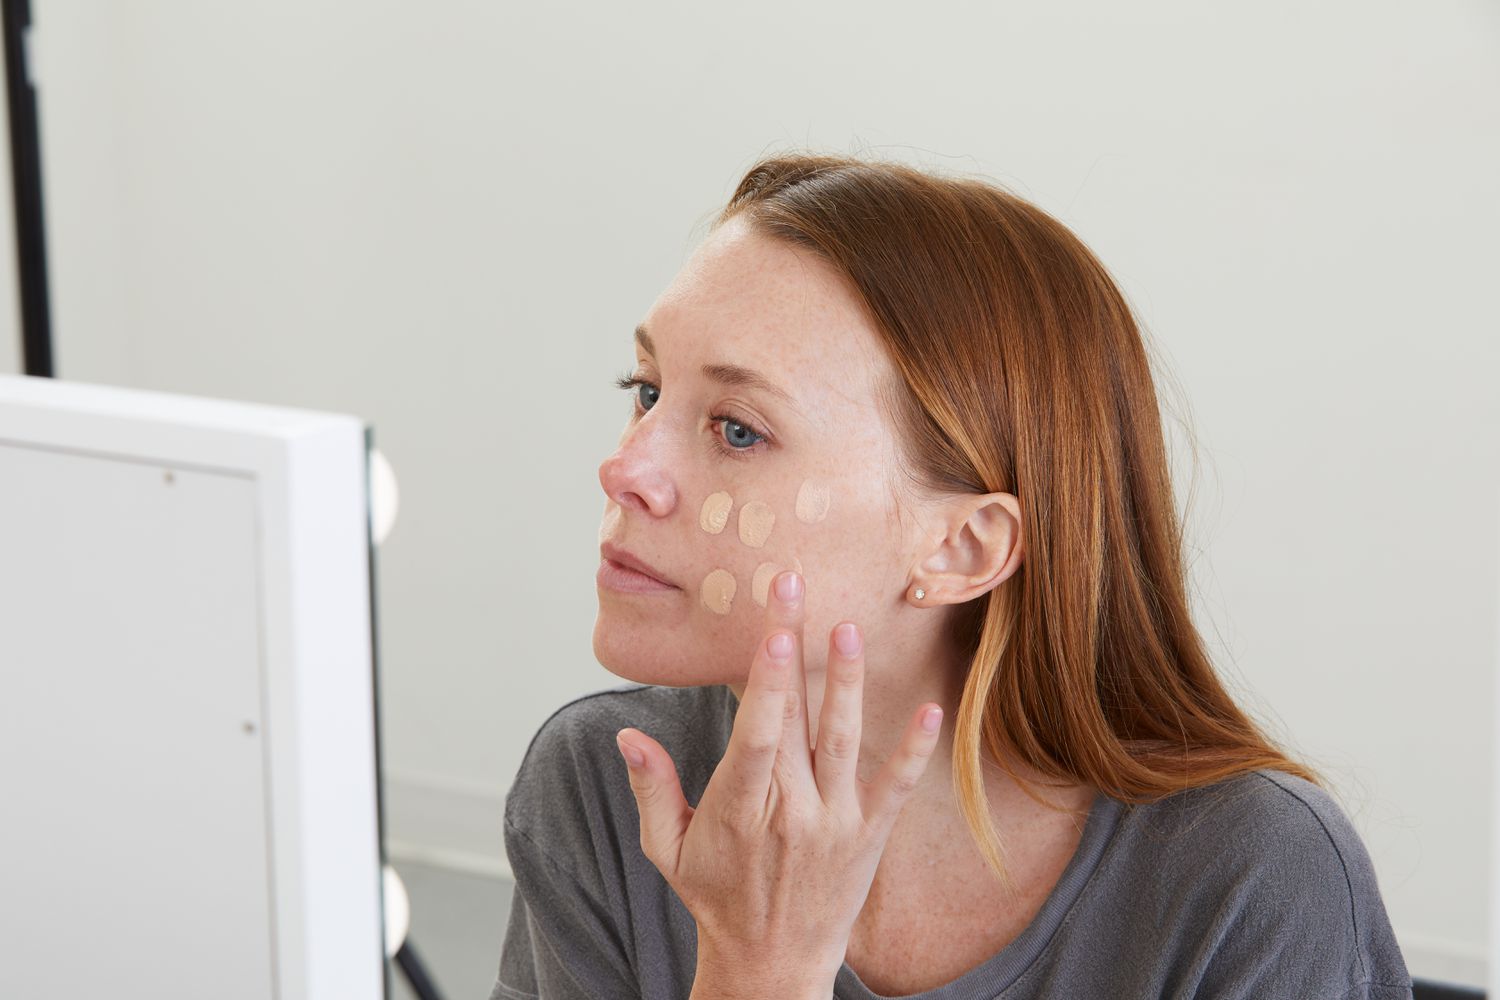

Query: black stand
[[394, 941, 446, 1000], [2, 0, 53, 378]]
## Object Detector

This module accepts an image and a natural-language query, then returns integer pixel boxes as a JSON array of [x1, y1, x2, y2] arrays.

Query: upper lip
[[600, 542, 677, 586]]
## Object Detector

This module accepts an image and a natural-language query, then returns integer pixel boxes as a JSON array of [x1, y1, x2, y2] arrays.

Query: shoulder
[[501, 682, 734, 912], [504, 682, 732, 836], [1149, 768, 1376, 875], [1116, 767, 1409, 989], [1126, 768, 1380, 895]]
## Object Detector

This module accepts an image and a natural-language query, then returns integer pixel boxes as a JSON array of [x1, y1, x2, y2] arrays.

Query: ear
[[909, 492, 1023, 604]]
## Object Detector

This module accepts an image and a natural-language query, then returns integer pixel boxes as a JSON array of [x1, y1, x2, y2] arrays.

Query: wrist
[[691, 939, 837, 1000]]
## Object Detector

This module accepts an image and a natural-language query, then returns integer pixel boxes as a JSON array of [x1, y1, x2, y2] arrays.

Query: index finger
[[767, 571, 814, 794], [718, 630, 795, 805]]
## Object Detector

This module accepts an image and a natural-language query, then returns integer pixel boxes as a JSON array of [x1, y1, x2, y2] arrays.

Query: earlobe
[[908, 492, 1022, 605]]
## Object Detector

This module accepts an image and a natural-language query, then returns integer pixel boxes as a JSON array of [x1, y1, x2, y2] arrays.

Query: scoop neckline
[[833, 787, 1124, 1000]]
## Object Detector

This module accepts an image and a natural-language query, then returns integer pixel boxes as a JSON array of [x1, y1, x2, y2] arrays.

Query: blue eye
[[613, 373, 660, 414], [612, 371, 769, 459], [718, 418, 761, 450]]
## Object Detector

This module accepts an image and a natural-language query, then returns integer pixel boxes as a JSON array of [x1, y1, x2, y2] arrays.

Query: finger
[[861, 703, 943, 831], [616, 728, 695, 873], [814, 621, 864, 809], [718, 628, 794, 808], [768, 571, 815, 796]]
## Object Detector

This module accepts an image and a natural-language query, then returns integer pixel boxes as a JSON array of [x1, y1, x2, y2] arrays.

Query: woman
[[489, 152, 1412, 999]]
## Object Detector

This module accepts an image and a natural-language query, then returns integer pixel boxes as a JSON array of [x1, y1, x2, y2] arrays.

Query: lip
[[599, 542, 678, 588]]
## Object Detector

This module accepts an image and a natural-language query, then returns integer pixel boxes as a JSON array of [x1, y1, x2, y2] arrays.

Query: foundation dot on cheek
[[751, 559, 804, 607], [699, 492, 733, 534], [751, 563, 778, 607], [795, 479, 831, 524], [700, 568, 737, 614], [737, 500, 775, 548]]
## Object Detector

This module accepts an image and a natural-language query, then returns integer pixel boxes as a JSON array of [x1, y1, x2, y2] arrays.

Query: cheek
[[693, 490, 801, 616], [689, 475, 867, 618], [795, 479, 832, 524]]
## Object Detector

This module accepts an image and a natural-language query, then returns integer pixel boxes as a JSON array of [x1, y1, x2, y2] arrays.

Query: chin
[[591, 606, 745, 688]]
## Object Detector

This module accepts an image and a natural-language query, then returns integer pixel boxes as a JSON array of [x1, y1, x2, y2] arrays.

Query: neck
[[724, 640, 1096, 849]]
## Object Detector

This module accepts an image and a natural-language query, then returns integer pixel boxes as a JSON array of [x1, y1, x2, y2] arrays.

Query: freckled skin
[[592, 214, 1098, 945], [594, 215, 920, 690]]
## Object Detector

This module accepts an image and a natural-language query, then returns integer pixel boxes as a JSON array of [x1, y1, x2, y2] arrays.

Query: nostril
[[598, 444, 675, 516], [617, 492, 644, 512]]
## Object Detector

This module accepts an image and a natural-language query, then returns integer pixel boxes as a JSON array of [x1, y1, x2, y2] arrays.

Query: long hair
[[712, 150, 1324, 893]]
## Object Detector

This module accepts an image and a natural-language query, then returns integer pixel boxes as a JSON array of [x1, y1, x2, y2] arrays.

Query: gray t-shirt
[[489, 682, 1413, 1000]]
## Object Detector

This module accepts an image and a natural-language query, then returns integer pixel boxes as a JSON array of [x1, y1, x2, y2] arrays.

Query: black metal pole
[[4, 0, 52, 378]]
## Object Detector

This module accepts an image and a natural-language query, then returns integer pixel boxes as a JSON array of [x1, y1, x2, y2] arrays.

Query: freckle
[[700, 569, 736, 614], [737, 500, 775, 548], [699, 492, 733, 534], [795, 480, 830, 524]]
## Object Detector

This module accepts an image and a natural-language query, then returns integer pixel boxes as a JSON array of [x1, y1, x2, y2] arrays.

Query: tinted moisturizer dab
[[699, 492, 733, 534], [700, 568, 737, 614]]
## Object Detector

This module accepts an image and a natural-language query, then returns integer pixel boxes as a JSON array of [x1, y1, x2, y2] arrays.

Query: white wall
[[26, 0, 1499, 986]]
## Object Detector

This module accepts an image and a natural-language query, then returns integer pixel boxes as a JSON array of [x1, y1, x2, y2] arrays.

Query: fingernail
[[767, 632, 793, 661], [833, 622, 861, 657], [774, 571, 802, 602], [616, 732, 645, 768], [921, 708, 943, 733]]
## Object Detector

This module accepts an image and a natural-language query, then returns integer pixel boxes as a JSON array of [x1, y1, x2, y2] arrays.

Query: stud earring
[[914, 587, 926, 600]]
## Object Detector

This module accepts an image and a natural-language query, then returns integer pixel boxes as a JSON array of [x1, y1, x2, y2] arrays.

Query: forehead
[[640, 217, 891, 414]]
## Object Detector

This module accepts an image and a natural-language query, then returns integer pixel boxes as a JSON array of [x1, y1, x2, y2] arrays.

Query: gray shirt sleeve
[[1180, 772, 1413, 1000], [489, 816, 640, 1000], [488, 684, 721, 1000], [490, 883, 539, 1000], [1186, 853, 1413, 1000]]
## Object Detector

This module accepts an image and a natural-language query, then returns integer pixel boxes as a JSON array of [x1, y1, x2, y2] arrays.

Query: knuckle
[[628, 774, 657, 802], [769, 802, 809, 839], [741, 733, 780, 764], [818, 725, 859, 762], [888, 768, 921, 798], [719, 798, 757, 833], [830, 656, 863, 688]]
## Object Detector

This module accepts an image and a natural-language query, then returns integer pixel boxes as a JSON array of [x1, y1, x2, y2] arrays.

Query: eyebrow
[[635, 323, 799, 410]]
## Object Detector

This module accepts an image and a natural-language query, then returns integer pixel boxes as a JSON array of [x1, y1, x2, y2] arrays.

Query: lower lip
[[597, 557, 679, 594]]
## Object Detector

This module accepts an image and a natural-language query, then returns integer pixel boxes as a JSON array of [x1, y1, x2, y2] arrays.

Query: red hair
[[714, 150, 1325, 892]]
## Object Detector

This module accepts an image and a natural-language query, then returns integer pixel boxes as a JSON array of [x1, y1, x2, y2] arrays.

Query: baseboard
[[1399, 928, 1487, 993], [382, 768, 513, 881]]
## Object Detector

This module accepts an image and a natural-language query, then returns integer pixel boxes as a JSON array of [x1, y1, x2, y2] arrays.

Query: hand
[[614, 570, 945, 998]]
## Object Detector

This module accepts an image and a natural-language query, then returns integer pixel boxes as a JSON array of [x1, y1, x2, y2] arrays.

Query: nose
[[598, 419, 678, 516]]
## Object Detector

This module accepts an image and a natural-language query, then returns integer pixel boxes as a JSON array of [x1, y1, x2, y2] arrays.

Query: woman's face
[[594, 214, 935, 688]]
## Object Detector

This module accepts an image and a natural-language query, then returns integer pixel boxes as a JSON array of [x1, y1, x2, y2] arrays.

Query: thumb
[[616, 728, 693, 873]]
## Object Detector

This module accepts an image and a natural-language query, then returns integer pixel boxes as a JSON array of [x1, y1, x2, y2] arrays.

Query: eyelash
[[612, 371, 770, 459]]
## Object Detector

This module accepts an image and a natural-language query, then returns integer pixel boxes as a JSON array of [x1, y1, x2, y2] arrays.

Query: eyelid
[[612, 371, 772, 456]]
